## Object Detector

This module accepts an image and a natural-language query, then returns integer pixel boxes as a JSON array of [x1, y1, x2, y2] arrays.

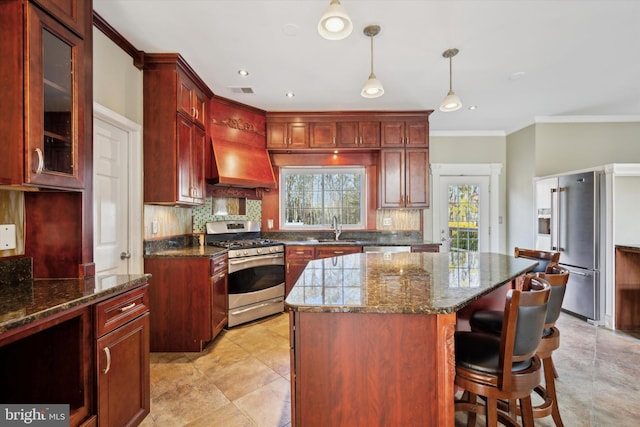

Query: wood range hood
[[206, 96, 276, 190], [207, 138, 276, 189]]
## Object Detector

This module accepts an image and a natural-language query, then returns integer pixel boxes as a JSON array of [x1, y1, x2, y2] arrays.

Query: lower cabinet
[[285, 245, 362, 296], [144, 254, 227, 351], [411, 245, 440, 253], [95, 286, 150, 427]]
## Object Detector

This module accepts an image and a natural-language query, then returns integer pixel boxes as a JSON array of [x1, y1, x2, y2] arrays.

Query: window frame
[[279, 166, 367, 230]]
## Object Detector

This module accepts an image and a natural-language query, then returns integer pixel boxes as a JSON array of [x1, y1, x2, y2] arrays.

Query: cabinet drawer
[[286, 246, 315, 260], [95, 285, 149, 337], [211, 253, 228, 275]]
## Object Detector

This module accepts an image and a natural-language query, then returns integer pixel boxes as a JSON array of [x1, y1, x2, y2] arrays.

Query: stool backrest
[[501, 275, 550, 377], [514, 247, 561, 272], [537, 263, 570, 328]]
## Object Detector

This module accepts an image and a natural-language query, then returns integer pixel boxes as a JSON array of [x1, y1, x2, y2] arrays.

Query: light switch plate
[[382, 217, 392, 226], [0, 224, 16, 250]]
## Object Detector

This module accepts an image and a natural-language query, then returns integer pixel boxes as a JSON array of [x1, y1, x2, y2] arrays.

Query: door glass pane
[[448, 184, 479, 252], [43, 29, 73, 174]]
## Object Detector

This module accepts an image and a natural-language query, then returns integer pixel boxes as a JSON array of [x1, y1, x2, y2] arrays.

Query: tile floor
[[140, 311, 640, 427]]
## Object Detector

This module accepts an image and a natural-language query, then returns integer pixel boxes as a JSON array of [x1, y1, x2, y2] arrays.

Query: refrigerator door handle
[[568, 269, 593, 278], [557, 187, 566, 252]]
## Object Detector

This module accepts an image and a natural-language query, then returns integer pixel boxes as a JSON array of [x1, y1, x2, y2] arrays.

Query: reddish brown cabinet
[[336, 121, 380, 148], [309, 122, 337, 148], [95, 286, 150, 427], [0, 0, 91, 189], [381, 119, 429, 148], [145, 253, 227, 352], [267, 121, 310, 149], [380, 148, 430, 208], [211, 253, 229, 337], [315, 245, 362, 259], [143, 54, 212, 205], [285, 246, 315, 296]]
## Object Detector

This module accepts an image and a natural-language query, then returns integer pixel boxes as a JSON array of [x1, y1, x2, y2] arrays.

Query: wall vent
[[229, 87, 254, 94]]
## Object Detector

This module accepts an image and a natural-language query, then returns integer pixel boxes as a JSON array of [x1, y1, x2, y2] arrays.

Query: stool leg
[[486, 397, 498, 427], [519, 395, 535, 427], [543, 356, 564, 427]]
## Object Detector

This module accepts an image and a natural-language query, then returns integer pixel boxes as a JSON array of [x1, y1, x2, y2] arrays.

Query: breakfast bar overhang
[[285, 252, 538, 427]]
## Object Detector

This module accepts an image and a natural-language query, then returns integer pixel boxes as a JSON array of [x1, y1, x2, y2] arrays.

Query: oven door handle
[[229, 253, 284, 265]]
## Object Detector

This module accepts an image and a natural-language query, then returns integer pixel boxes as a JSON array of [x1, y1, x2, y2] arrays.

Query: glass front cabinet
[[0, 1, 88, 189]]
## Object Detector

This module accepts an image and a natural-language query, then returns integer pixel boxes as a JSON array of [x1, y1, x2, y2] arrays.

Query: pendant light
[[361, 25, 384, 98], [440, 48, 462, 112], [318, 0, 353, 41]]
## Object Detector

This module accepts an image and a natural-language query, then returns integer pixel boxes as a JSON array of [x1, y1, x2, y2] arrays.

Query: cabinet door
[[266, 122, 288, 149], [211, 268, 228, 337], [310, 122, 337, 148], [379, 149, 405, 207], [381, 121, 405, 147], [359, 121, 381, 148], [286, 246, 315, 296], [177, 115, 195, 204], [288, 122, 309, 148], [97, 313, 150, 427], [405, 120, 429, 147], [31, 0, 87, 38], [405, 149, 429, 207], [336, 122, 358, 147], [176, 115, 205, 205], [191, 125, 206, 204], [26, 5, 85, 188]]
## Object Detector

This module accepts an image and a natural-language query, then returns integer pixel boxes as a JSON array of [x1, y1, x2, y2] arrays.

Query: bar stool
[[514, 247, 560, 273], [455, 275, 551, 427], [469, 263, 570, 426]]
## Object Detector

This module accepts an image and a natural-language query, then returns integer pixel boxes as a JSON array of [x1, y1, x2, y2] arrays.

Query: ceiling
[[93, 0, 640, 135]]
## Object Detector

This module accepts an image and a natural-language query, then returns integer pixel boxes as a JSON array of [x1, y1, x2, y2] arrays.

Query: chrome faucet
[[331, 215, 342, 241]]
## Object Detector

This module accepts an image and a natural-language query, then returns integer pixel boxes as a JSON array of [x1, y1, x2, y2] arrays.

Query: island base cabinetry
[[289, 311, 455, 427]]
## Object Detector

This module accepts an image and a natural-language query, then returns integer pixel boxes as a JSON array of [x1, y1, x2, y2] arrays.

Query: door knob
[[120, 251, 131, 260]]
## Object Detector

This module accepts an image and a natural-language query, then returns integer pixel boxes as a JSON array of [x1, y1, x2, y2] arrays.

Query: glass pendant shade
[[361, 73, 384, 98], [440, 91, 462, 112], [318, 0, 353, 40]]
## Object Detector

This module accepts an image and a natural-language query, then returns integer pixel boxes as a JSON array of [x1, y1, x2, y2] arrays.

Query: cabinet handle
[[334, 251, 344, 254], [34, 148, 44, 174], [195, 108, 199, 120], [119, 302, 136, 312], [333, 136, 336, 145], [359, 136, 363, 145], [213, 271, 226, 281], [286, 262, 290, 274], [103, 347, 111, 374]]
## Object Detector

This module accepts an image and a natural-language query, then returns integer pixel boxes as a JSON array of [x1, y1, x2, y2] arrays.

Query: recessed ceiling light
[[283, 23, 300, 36], [237, 69, 249, 76], [509, 71, 526, 80], [285, 92, 295, 98], [468, 105, 478, 110]]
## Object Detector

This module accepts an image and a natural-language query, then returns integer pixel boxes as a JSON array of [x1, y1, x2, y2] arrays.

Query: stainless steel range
[[205, 221, 285, 327]]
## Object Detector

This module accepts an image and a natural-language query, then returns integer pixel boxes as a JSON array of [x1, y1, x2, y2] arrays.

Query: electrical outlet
[[382, 217, 392, 227], [152, 220, 159, 235], [0, 224, 16, 250]]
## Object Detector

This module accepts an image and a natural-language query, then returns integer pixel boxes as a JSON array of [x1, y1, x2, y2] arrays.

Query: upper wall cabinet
[[143, 54, 213, 206], [0, 0, 92, 189], [381, 118, 429, 148], [266, 121, 310, 149], [336, 121, 380, 148]]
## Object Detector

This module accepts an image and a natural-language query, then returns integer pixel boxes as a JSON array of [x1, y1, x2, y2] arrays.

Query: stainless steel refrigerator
[[535, 170, 605, 322]]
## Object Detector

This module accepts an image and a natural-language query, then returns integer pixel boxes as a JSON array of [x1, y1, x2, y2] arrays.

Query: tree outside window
[[281, 167, 365, 229]]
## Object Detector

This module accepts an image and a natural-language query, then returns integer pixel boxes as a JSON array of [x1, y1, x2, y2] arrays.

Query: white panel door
[[94, 117, 130, 275]]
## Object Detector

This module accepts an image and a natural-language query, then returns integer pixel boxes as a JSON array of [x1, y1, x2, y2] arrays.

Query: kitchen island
[[285, 251, 537, 427]]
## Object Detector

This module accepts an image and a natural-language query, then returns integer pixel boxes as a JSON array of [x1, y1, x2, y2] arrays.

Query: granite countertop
[[0, 273, 151, 334], [280, 238, 440, 247], [285, 252, 537, 315], [144, 246, 228, 258]]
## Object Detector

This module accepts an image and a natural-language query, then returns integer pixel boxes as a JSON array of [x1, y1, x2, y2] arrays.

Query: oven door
[[228, 253, 285, 294]]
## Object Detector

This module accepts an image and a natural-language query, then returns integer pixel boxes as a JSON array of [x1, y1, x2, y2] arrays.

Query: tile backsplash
[[192, 198, 262, 234]]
